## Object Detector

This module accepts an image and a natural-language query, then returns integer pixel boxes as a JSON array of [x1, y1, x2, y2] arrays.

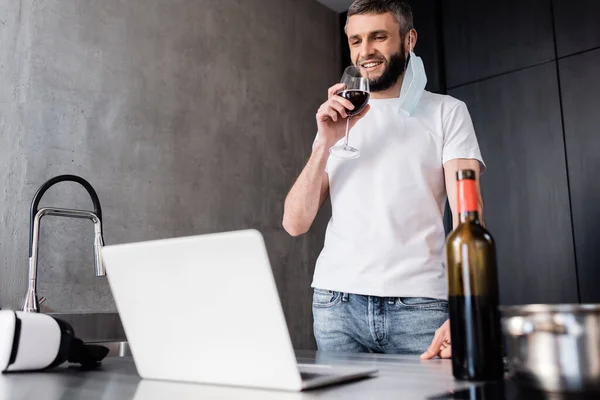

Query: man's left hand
[[420, 319, 452, 360]]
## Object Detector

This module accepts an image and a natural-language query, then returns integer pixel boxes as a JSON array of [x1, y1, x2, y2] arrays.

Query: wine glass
[[329, 65, 370, 159]]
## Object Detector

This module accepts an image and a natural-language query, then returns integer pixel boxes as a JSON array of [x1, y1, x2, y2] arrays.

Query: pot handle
[[504, 315, 583, 336]]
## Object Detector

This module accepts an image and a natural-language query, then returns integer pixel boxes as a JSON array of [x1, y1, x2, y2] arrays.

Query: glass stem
[[344, 117, 351, 147]]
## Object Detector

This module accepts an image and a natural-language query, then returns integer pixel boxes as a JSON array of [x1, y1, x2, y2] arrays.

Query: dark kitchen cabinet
[[410, 0, 443, 93], [559, 48, 600, 303], [552, 0, 600, 57], [449, 63, 578, 305], [442, 0, 555, 88]]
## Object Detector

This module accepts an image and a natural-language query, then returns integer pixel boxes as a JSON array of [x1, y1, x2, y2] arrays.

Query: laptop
[[102, 229, 377, 391]]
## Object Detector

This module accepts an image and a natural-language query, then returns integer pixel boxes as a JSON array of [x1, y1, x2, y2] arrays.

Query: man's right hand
[[315, 83, 371, 146]]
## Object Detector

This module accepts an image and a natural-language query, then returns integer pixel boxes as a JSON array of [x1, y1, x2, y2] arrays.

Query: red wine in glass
[[337, 90, 370, 117]]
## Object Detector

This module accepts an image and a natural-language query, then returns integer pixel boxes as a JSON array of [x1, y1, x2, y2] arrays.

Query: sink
[[45, 313, 130, 357], [87, 341, 132, 358], [48, 312, 126, 342]]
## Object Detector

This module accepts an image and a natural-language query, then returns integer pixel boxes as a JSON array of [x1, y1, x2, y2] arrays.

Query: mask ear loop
[[404, 31, 413, 69]]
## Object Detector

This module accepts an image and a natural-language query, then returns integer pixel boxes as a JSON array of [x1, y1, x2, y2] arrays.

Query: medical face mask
[[398, 34, 427, 116]]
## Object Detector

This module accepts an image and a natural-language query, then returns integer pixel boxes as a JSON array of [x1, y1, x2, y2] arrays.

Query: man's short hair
[[346, 0, 414, 37]]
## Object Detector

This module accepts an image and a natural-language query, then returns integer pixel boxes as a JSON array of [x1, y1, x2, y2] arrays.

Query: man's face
[[346, 13, 406, 92]]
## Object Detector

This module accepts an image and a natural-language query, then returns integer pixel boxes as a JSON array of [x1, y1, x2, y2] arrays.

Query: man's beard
[[364, 51, 407, 92]]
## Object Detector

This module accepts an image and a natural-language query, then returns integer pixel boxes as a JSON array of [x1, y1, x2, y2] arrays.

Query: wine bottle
[[446, 169, 503, 381]]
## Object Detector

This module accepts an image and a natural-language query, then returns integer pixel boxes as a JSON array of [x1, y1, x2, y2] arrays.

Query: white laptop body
[[102, 229, 377, 391]]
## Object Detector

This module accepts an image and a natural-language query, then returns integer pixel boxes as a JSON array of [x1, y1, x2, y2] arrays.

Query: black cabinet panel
[[411, 0, 443, 93], [559, 48, 600, 303], [443, 0, 555, 88], [553, 0, 600, 57], [449, 63, 578, 305], [339, 1, 443, 93]]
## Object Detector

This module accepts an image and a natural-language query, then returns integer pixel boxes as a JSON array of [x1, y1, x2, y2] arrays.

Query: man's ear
[[405, 29, 418, 52]]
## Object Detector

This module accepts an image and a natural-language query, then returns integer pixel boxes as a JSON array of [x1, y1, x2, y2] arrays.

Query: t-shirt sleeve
[[442, 101, 486, 174]]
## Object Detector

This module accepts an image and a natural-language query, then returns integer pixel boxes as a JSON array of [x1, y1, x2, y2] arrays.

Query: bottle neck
[[459, 211, 480, 224], [457, 178, 479, 224]]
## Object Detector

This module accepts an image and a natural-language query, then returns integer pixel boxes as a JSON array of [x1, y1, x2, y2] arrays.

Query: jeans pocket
[[397, 297, 448, 310], [312, 288, 342, 308]]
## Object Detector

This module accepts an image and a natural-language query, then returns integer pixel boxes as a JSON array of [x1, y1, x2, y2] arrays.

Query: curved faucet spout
[[23, 175, 105, 313]]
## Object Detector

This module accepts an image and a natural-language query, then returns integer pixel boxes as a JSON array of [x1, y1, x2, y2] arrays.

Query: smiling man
[[283, 0, 486, 359]]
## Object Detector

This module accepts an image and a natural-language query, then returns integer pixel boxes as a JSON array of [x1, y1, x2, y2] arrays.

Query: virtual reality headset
[[0, 310, 109, 373]]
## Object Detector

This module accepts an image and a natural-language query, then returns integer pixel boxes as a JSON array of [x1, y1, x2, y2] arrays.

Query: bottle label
[[457, 179, 478, 213]]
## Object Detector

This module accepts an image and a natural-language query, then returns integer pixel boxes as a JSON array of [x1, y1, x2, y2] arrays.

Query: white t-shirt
[[311, 91, 485, 300]]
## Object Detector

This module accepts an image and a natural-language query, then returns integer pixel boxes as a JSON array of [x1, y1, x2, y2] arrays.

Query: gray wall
[[0, 0, 338, 350]]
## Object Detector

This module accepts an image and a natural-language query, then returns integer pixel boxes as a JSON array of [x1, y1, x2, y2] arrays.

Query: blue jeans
[[312, 288, 449, 354]]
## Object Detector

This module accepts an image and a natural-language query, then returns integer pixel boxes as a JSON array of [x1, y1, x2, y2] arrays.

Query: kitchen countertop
[[0, 350, 586, 399]]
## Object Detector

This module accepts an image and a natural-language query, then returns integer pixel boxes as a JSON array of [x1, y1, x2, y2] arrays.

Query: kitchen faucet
[[22, 175, 105, 313]]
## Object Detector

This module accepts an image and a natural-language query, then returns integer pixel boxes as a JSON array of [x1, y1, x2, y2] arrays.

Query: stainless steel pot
[[500, 304, 600, 393]]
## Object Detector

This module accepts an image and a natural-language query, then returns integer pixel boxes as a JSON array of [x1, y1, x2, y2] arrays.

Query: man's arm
[[422, 98, 486, 360], [282, 82, 371, 237], [443, 158, 485, 229], [420, 158, 485, 361], [282, 140, 331, 237]]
